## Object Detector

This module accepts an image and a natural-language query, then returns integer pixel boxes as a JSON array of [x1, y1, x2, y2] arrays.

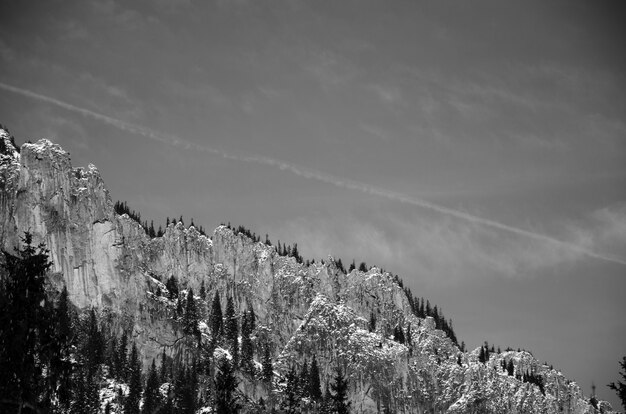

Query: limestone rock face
[[0, 129, 614, 413]]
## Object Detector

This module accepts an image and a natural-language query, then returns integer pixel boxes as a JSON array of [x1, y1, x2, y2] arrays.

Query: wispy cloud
[[2, 81, 624, 266]]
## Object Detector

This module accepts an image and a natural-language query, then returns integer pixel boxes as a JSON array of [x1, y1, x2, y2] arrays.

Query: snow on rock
[[0, 135, 615, 413]]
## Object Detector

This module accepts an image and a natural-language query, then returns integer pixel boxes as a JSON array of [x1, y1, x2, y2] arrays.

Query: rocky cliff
[[0, 127, 614, 413]]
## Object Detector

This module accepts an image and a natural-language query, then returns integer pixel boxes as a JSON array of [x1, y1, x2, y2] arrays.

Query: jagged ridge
[[0, 128, 614, 413]]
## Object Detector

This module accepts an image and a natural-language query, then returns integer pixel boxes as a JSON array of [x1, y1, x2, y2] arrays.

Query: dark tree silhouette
[[211, 291, 223, 340], [330, 367, 351, 414], [143, 359, 161, 414], [183, 289, 200, 338], [225, 296, 239, 365], [214, 357, 239, 414], [124, 343, 143, 414], [0, 232, 54, 413], [166, 275, 179, 299], [608, 356, 626, 410], [309, 355, 322, 402]]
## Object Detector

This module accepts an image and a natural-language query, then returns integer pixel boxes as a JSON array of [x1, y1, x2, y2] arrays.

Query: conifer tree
[[240, 311, 254, 372], [609, 356, 626, 410], [225, 296, 239, 365], [183, 289, 200, 338], [143, 359, 161, 414], [177, 294, 184, 316], [282, 365, 300, 413], [160, 348, 169, 383], [211, 291, 223, 340], [262, 346, 273, 382], [300, 361, 309, 398], [199, 280, 206, 301], [507, 359, 515, 376], [85, 308, 104, 376], [118, 332, 129, 381], [478, 346, 486, 364], [124, 343, 143, 414], [55, 285, 75, 410], [330, 367, 351, 414], [166, 275, 179, 299], [368, 311, 376, 332], [214, 357, 239, 414], [309, 355, 322, 402], [0, 232, 54, 413]]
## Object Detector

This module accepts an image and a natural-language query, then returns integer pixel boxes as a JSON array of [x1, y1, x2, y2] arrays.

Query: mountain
[[0, 126, 615, 413]]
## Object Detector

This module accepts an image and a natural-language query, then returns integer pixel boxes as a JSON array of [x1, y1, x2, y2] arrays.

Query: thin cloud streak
[[2, 81, 625, 267]]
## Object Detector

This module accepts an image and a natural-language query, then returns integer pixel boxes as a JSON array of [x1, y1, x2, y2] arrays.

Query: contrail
[[2, 81, 625, 266]]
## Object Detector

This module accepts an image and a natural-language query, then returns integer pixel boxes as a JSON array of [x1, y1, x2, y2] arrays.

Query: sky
[[1, 0, 625, 407]]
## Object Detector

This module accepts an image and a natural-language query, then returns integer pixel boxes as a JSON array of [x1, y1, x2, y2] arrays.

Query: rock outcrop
[[0, 128, 614, 413]]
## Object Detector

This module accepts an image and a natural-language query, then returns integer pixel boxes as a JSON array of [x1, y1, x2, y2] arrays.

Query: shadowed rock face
[[0, 128, 614, 413]]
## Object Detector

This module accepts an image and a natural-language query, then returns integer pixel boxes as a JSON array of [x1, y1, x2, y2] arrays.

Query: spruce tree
[[124, 343, 143, 414], [478, 346, 486, 363], [143, 359, 161, 414], [507, 359, 515, 376], [609, 356, 626, 410], [160, 348, 169, 383], [309, 355, 322, 402], [282, 365, 300, 413], [330, 368, 351, 414], [214, 357, 239, 414], [199, 279, 206, 301], [183, 289, 200, 338], [118, 332, 129, 381], [85, 308, 105, 377], [0, 232, 54, 413], [368, 311, 376, 332], [300, 361, 309, 398], [211, 291, 223, 341], [225, 296, 239, 365], [262, 346, 273, 382], [55, 285, 75, 410], [166, 275, 179, 299], [240, 311, 254, 373]]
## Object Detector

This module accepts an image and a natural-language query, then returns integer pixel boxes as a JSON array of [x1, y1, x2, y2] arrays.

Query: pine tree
[[330, 367, 351, 414], [199, 279, 206, 301], [85, 308, 104, 376], [118, 332, 129, 381], [262, 346, 273, 382], [183, 289, 200, 338], [166, 275, 179, 299], [211, 291, 224, 341], [160, 348, 169, 383], [368, 311, 376, 332], [300, 361, 309, 398], [309, 355, 322, 402], [507, 359, 515, 376], [55, 285, 75, 410], [225, 296, 239, 365], [143, 359, 161, 414], [282, 365, 300, 413], [124, 343, 143, 414], [214, 357, 239, 414], [240, 311, 254, 373], [478, 346, 486, 363], [609, 356, 626, 410], [0, 232, 54, 413]]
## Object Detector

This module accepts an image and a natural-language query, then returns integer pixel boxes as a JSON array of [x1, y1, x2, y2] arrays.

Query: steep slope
[[0, 128, 614, 413]]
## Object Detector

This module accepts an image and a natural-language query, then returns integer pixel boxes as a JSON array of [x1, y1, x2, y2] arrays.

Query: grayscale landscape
[[0, 1, 625, 412]]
